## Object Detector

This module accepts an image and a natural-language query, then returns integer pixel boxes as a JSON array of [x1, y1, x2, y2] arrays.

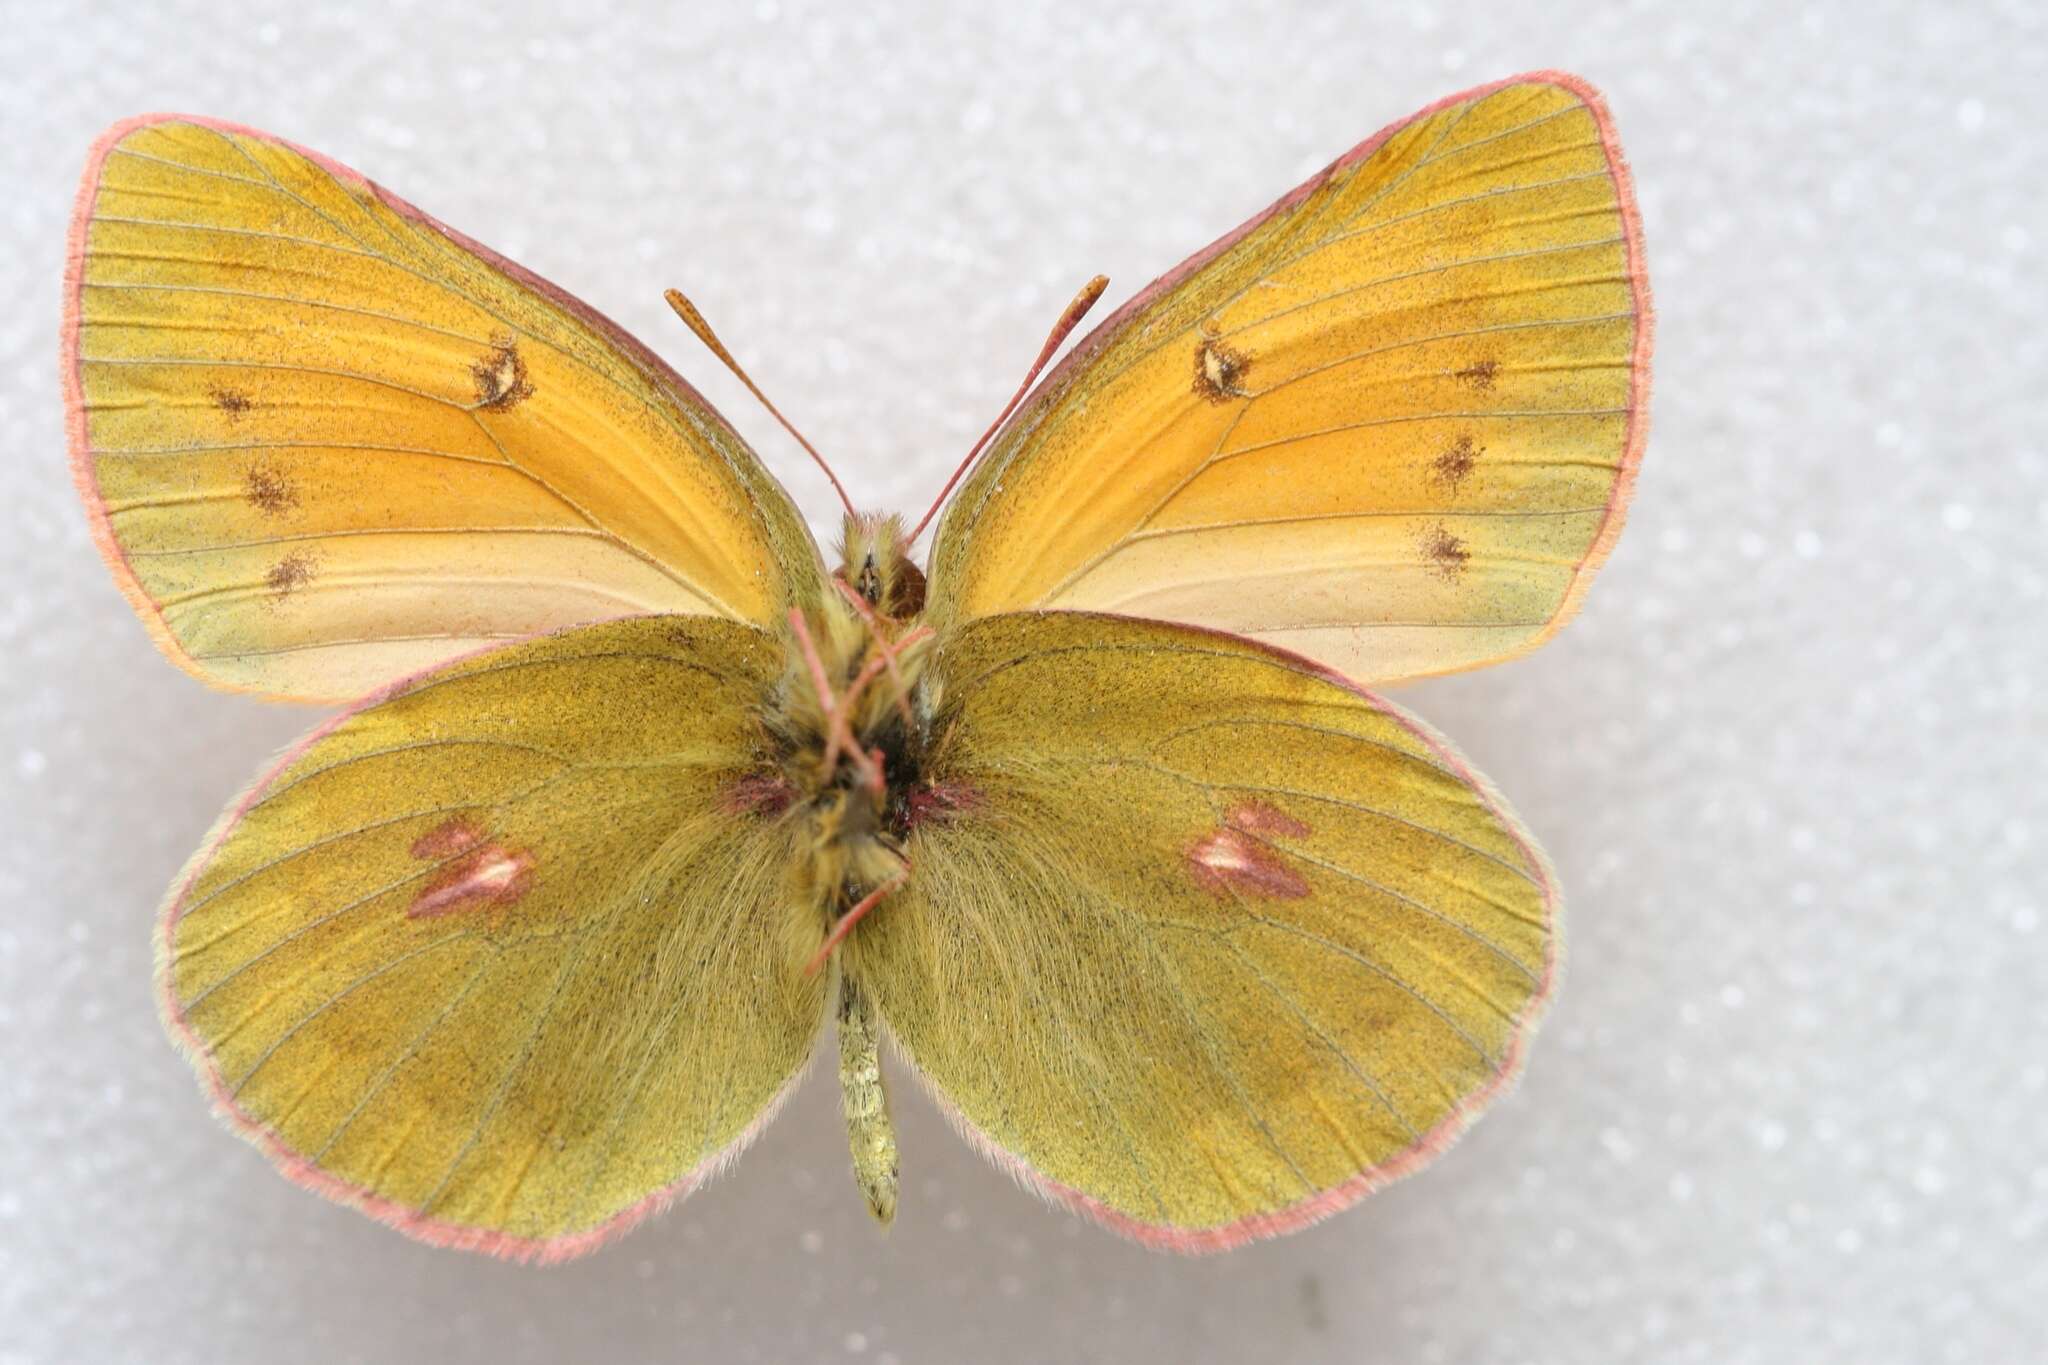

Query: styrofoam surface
[[4, 2, 2042, 1361]]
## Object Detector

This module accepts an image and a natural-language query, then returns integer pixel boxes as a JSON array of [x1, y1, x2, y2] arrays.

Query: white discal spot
[[1192, 830, 1253, 873], [469, 853, 521, 892], [482, 351, 518, 394]]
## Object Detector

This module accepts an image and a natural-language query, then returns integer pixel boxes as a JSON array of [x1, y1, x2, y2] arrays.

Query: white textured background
[[4, 2, 2043, 1361]]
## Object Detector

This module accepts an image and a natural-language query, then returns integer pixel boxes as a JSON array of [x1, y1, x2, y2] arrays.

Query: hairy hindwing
[[926, 74, 1650, 684], [66, 116, 825, 702], [848, 611, 1557, 1246], [158, 617, 825, 1259]]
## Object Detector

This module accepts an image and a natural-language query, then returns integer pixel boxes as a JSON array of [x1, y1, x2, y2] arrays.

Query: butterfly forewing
[[926, 74, 1650, 685], [66, 116, 825, 702]]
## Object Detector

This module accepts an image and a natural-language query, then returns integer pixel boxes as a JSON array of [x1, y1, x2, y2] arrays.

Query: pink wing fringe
[[890, 623, 1563, 1252], [151, 634, 819, 1264], [62, 117, 208, 691]]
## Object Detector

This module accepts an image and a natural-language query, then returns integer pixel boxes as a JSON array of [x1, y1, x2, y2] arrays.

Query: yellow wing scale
[[68, 116, 823, 702], [928, 74, 1649, 684]]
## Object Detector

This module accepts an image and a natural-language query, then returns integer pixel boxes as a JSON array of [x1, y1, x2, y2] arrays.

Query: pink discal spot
[[723, 773, 795, 817], [906, 781, 979, 829], [1223, 801, 1312, 839], [1186, 803, 1313, 899], [407, 821, 534, 920], [409, 816, 484, 860]]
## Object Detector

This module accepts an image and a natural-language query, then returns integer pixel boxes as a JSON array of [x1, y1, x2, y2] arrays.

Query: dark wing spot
[[471, 338, 533, 411], [1453, 359, 1500, 391], [211, 387, 253, 419], [1427, 436, 1481, 495], [244, 464, 298, 516], [265, 550, 316, 600], [1192, 330, 1253, 403], [1420, 523, 1471, 582]]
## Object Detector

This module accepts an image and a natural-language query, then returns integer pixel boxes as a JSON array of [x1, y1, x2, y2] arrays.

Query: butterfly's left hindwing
[[853, 611, 1556, 1248], [158, 617, 825, 1261]]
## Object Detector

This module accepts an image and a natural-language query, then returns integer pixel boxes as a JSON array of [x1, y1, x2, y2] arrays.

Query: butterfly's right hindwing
[[853, 610, 1558, 1248]]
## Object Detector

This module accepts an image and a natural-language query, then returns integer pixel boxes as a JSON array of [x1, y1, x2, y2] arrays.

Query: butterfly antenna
[[904, 274, 1110, 547], [666, 288, 857, 518]]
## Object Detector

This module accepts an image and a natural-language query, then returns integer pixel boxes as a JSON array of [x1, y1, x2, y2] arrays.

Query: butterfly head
[[835, 512, 926, 621]]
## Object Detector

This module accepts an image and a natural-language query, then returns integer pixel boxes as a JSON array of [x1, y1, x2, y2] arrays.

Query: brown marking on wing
[[264, 550, 315, 601], [471, 337, 533, 412], [1426, 435, 1481, 495], [1453, 359, 1500, 391], [244, 463, 298, 516], [1420, 523, 1470, 582], [211, 386, 253, 419], [1193, 325, 1252, 403]]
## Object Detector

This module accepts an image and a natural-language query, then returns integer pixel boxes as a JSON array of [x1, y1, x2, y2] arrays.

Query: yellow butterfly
[[64, 71, 1651, 1260]]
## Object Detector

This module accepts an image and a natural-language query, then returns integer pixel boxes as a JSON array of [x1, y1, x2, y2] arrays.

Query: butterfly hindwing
[[853, 610, 1557, 1247], [926, 73, 1650, 684], [66, 116, 825, 702], [158, 617, 825, 1260]]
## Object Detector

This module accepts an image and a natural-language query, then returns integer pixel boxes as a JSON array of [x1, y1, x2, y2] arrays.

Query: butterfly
[[63, 71, 1651, 1261]]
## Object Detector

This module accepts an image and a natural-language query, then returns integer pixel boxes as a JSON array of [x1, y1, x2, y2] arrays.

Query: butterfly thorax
[[745, 513, 940, 1224]]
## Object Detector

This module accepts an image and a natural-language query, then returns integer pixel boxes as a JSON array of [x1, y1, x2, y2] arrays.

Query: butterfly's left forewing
[[158, 617, 824, 1260], [67, 116, 825, 702], [854, 611, 1557, 1247]]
